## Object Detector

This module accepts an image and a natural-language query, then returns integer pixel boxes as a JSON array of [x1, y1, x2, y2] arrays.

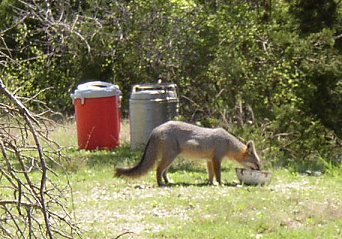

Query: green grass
[[63, 166, 342, 239], [49, 121, 342, 239]]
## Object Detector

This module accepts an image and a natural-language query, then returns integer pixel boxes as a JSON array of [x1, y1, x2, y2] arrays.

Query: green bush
[[1, 0, 341, 172]]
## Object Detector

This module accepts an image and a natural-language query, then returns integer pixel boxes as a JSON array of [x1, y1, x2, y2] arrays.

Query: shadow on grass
[[86, 145, 141, 167], [166, 181, 239, 188], [52, 144, 140, 172]]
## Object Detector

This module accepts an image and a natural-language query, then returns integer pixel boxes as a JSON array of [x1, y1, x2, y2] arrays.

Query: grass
[[50, 121, 342, 239], [66, 168, 342, 239]]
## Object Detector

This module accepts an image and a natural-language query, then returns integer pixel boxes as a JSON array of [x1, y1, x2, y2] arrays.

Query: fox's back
[[152, 121, 241, 158], [153, 121, 224, 140]]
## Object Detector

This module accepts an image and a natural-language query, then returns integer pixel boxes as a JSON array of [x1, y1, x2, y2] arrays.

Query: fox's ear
[[246, 140, 255, 153]]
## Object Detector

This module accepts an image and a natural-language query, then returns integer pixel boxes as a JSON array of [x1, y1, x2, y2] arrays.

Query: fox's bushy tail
[[115, 136, 158, 178]]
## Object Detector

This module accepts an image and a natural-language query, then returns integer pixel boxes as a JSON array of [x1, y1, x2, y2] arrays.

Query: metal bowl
[[235, 168, 272, 186]]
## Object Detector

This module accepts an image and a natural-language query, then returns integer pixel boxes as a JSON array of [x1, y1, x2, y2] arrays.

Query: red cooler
[[71, 81, 121, 150]]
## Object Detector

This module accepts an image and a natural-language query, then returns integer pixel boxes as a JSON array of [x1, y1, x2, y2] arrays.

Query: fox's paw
[[157, 182, 168, 187], [165, 179, 174, 184], [209, 180, 225, 186], [209, 181, 219, 186]]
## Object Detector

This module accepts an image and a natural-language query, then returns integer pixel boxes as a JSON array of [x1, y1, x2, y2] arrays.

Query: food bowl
[[235, 168, 272, 186]]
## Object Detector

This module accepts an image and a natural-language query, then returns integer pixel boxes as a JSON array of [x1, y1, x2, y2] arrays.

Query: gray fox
[[116, 121, 261, 186]]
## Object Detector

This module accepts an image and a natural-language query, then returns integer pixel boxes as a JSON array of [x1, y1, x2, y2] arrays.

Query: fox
[[115, 121, 261, 186]]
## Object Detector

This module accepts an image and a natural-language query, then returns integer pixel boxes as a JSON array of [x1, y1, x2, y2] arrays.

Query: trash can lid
[[71, 81, 121, 100], [130, 90, 171, 100]]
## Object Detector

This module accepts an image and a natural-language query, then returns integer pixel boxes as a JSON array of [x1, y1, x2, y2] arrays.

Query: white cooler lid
[[71, 81, 121, 102]]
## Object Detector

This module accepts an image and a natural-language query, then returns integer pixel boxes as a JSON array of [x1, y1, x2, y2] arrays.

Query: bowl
[[235, 168, 272, 186]]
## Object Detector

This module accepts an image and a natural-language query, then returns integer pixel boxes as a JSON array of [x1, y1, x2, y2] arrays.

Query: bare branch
[[0, 201, 41, 209], [0, 78, 79, 238]]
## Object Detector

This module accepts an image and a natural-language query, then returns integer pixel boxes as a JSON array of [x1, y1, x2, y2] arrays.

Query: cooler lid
[[71, 81, 121, 100]]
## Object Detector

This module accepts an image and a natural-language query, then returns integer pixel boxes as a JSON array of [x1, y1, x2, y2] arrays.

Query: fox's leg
[[156, 150, 179, 186], [162, 164, 174, 184], [207, 160, 215, 185], [157, 157, 175, 186], [212, 158, 222, 185]]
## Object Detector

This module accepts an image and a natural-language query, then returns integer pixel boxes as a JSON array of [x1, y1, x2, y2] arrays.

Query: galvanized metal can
[[129, 83, 178, 149]]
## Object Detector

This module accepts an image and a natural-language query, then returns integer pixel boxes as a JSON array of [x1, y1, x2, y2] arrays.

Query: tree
[[0, 79, 79, 238], [288, 0, 338, 34]]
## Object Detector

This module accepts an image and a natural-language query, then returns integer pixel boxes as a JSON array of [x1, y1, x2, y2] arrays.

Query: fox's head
[[241, 140, 261, 170]]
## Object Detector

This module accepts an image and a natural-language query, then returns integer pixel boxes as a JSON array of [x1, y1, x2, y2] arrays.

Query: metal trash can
[[129, 83, 178, 149], [71, 81, 121, 150]]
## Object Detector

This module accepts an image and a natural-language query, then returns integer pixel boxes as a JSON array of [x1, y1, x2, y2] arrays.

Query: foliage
[[288, 0, 339, 34], [0, 0, 341, 170]]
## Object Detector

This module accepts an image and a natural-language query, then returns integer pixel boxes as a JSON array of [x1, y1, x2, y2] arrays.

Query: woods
[[0, 0, 341, 174]]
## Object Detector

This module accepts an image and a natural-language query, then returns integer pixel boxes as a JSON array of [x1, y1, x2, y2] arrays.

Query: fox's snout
[[242, 140, 261, 171], [249, 158, 261, 170], [243, 161, 261, 171], [253, 162, 261, 171]]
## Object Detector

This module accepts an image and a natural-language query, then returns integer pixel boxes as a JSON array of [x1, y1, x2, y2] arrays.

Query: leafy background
[[1, 0, 341, 171]]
